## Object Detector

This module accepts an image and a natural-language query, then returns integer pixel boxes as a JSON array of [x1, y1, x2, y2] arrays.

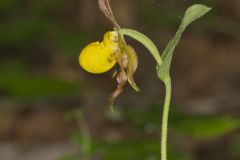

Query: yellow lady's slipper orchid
[[79, 31, 119, 74], [79, 30, 140, 109]]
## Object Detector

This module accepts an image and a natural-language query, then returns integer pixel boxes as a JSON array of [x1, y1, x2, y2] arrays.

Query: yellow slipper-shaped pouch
[[79, 31, 119, 74]]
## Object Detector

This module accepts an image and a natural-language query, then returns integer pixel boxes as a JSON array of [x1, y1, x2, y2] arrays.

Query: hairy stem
[[161, 77, 172, 160]]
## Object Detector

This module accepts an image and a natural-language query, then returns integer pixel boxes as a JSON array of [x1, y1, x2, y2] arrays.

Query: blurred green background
[[0, 0, 240, 160]]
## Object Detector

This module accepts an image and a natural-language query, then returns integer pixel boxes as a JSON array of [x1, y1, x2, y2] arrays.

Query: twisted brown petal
[[118, 52, 128, 69], [109, 70, 127, 111]]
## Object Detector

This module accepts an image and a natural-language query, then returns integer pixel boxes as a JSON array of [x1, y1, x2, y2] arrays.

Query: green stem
[[161, 77, 172, 160], [75, 111, 92, 160]]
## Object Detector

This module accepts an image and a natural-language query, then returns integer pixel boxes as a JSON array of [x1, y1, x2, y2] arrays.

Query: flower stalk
[[79, 0, 211, 159], [161, 77, 171, 160]]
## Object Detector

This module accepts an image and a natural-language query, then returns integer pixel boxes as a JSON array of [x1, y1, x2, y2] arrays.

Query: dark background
[[0, 0, 239, 160]]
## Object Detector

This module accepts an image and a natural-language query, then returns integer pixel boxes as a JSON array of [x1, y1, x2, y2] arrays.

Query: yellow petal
[[79, 31, 119, 74]]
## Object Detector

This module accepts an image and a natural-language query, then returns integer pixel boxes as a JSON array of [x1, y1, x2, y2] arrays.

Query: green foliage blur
[[0, 0, 94, 100], [62, 105, 239, 160]]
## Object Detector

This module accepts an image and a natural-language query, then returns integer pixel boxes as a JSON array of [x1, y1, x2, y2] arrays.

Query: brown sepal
[[98, 0, 120, 28]]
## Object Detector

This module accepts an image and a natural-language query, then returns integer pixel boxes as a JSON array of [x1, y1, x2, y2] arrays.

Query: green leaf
[[157, 4, 211, 82], [119, 28, 162, 66]]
